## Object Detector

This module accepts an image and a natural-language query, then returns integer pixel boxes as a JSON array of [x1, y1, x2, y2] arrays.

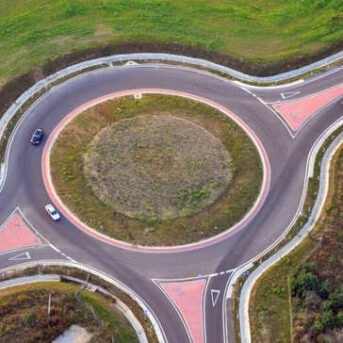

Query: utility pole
[[48, 294, 51, 318]]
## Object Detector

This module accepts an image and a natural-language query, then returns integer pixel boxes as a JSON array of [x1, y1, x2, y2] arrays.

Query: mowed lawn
[[1, 0, 343, 85]]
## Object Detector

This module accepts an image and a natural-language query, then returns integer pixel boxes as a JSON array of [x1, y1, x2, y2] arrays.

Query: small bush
[[336, 311, 343, 328], [322, 310, 334, 329], [328, 293, 343, 309], [292, 270, 319, 297]]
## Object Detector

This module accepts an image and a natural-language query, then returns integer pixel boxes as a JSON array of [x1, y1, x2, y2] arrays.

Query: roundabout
[[42, 89, 270, 252], [0, 60, 343, 343]]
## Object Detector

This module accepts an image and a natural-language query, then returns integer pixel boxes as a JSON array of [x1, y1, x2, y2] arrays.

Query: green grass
[[1, 0, 343, 85], [51, 94, 262, 246], [0, 282, 138, 343]]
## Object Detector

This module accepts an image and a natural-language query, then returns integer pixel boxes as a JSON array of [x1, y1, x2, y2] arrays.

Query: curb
[[0, 260, 166, 343], [238, 127, 343, 343]]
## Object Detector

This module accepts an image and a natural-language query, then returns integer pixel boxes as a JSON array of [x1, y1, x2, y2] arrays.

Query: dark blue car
[[31, 128, 44, 145]]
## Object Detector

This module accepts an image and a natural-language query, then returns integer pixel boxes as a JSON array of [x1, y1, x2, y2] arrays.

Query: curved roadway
[[1, 64, 343, 342]]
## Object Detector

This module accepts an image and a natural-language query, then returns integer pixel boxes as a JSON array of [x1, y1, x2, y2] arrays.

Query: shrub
[[292, 270, 319, 297], [328, 293, 343, 309], [318, 280, 331, 299], [337, 311, 343, 328], [23, 312, 35, 326], [322, 310, 334, 329], [312, 320, 324, 334]]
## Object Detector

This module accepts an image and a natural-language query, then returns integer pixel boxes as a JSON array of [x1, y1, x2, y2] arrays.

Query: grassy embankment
[[250, 144, 343, 342], [51, 95, 262, 246], [0, 282, 138, 343], [1, 0, 343, 86]]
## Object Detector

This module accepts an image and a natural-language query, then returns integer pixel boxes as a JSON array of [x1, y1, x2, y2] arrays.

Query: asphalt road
[[0, 64, 343, 342]]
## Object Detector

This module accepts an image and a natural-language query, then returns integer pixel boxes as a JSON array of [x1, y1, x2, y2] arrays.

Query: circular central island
[[50, 94, 262, 246]]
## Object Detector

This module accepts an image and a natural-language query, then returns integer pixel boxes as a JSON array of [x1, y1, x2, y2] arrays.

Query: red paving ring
[[42, 89, 271, 253]]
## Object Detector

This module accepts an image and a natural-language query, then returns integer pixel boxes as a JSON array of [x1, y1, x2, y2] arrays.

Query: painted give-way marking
[[280, 91, 300, 100], [8, 251, 31, 261], [211, 289, 220, 307]]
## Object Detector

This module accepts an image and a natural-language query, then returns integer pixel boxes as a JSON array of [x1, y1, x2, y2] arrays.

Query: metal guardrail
[[1, 51, 343, 186]]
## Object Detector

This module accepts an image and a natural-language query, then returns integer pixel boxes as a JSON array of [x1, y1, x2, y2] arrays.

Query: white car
[[45, 204, 61, 221]]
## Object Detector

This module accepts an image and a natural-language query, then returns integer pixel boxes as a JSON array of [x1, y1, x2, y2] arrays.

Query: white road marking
[[49, 244, 61, 253], [124, 60, 138, 66], [211, 289, 221, 307], [9, 251, 31, 261], [280, 91, 301, 100]]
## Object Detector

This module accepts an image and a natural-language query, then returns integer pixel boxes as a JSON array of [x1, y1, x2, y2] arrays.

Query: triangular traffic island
[[272, 84, 343, 131], [159, 278, 207, 343], [0, 212, 41, 253]]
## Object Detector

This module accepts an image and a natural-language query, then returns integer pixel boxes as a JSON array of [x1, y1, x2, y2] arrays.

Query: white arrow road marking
[[280, 91, 301, 100], [9, 251, 31, 261], [211, 289, 221, 307]]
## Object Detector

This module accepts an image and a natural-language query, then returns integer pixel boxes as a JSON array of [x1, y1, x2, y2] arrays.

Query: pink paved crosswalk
[[272, 84, 343, 131], [0, 213, 40, 253], [160, 279, 206, 343]]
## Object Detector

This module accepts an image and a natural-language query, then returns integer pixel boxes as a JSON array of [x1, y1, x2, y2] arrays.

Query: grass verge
[[249, 139, 343, 342], [231, 125, 343, 343], [50, 94, 262, 246]]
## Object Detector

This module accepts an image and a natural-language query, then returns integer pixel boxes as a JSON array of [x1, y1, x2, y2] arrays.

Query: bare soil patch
[[51, 95, 262, 246], [84, 115, 232, 222]]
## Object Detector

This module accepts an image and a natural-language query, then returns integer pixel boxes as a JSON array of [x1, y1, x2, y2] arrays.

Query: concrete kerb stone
[[308, 117, 343, 177], [0, 274, 60, 290], [0, 260, 165, 343], [238, 130, 343, 343]]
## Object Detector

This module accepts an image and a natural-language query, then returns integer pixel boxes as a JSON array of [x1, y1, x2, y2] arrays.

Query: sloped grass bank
[[0, 282, 138, 343], [2, 0, 343, 87]]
